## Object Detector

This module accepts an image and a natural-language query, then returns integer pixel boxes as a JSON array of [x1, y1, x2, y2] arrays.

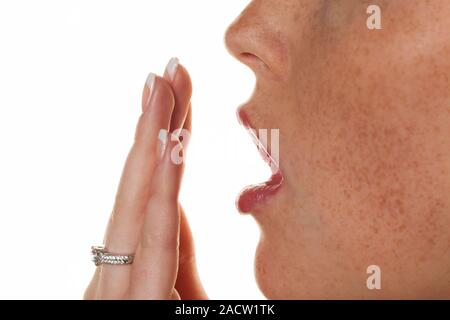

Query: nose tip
[[224, 3, 272, 70], [225, 16, 270, 75], [224, 17, 245, 62], [224, 3, 289, 79]]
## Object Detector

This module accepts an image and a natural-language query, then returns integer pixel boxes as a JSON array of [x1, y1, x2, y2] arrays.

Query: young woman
[[85, 0, 450, 299]]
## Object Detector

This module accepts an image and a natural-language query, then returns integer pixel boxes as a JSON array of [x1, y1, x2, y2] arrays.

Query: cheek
[[295, 76, 450, 292], [262, 112, 450, 298], [314, 120, 442, 241], [268, 44, 450, 297], [298, 28, 450, 261], [256, 8, 450, 296]]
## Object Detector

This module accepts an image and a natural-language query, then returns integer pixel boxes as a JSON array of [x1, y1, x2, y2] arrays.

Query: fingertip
[[163, 60, 193, 131], [165, 57, 179, 81], [152, 76, 176, 112], [173, 64, 193, 99], [141, 74, 175, 114], [135, 76, 176, 149]]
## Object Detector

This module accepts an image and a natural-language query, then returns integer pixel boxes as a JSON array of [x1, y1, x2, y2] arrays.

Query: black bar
[[0, 300, 448, 319]]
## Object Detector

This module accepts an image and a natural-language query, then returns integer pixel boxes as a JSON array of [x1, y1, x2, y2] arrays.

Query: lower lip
[[236, 171, 283, 213]]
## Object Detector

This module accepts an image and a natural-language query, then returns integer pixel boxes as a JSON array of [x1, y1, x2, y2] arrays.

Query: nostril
[[240, 52, 256, 59], [239, 52, 269, 71]]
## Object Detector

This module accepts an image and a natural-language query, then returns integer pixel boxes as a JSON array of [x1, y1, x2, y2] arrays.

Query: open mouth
[[236, 109, 284, 214]]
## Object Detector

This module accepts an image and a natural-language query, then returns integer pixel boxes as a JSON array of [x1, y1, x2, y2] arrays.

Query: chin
[[253, 221, 450, 299], [251, 198, 308, 299], [254, 237, 283, 299], [253, 232, 310, 300], [254, 239, 357, 300], [252, 208, 365, 300], [253, 236, 319, 300]]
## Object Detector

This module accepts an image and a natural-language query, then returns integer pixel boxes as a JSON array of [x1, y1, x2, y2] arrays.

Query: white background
[[0, 0, 270, 299]]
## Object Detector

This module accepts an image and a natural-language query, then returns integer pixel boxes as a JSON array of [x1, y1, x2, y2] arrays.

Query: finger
[[84, 267, 101, 300], [183, 103, 192, 133], [175, 206, 208, 300], [174, 104, 207, 299], [98, 76, 175, 298], [173, 104, 207, 299], [163, 58, 192, 132], [171, 289, 181, 300], [129, 138, 185, 299], [176, 103, 192, 153]]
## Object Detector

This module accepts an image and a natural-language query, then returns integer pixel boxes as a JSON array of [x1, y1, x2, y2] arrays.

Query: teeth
[[238, 109, 280, 174], [246, 128, 279, 173]]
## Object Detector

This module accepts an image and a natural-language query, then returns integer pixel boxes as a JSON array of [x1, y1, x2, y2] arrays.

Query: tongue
[[236, 172, 283, 213]]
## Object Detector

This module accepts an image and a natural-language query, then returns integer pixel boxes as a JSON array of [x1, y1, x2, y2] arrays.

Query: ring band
[[91, 245, 134, 266]]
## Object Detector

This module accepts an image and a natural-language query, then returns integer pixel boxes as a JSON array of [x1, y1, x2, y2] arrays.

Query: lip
[[236, 108, 284, 214]]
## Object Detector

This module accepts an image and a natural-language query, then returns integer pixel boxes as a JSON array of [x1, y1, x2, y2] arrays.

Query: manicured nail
[[165, 57, 179, 81], [144, 73, 156, 109], [158, 129, 168, 160], [146, 73, 156, 97], [146, 73, 156, 91]]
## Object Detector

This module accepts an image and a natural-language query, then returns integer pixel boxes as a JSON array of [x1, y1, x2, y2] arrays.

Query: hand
[[84, 58, 207, 300]]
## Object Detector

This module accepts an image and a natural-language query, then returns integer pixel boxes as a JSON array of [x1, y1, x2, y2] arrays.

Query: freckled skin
[[226, 0, 450, 298]]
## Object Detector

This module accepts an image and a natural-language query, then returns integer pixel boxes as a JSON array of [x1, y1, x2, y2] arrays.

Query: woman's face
[[226, 0, 450, 298]]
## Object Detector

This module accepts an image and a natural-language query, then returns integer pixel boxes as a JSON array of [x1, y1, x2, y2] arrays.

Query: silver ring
[[91, 245, 134, 266]]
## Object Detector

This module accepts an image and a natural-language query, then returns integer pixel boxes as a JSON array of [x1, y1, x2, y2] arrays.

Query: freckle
[[383, 127, 396, 136], [343, 189, 351, 200], [358, 210, 367, 221], [379, 196, 387, 207], [371, 130, 378, 140], [331, 155, 338, 166], [393, 250, 399, 259], [318, 214, 326, 224], [418, 255, 427, 263], [394, 199, 405, 215], [376, 210, 383, 218], [433, 126, 441, 134], [405, 125, 415, 135]]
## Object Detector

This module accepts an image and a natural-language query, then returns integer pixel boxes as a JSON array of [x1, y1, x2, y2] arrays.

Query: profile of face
[[225, 0, 450, 299]]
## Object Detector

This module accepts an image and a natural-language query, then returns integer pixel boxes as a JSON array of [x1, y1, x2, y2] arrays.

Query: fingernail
[[146, 72, 156, 91], [158, 129, 168, 160], [165, 57, 179, 81], [144, 73, 156, 111]]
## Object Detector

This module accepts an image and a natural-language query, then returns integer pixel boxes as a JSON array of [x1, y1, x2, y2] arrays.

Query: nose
[[224, 1, 289, 79]]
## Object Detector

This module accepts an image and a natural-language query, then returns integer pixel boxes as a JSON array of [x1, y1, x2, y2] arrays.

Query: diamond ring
[[91, 245, 134, 266]]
